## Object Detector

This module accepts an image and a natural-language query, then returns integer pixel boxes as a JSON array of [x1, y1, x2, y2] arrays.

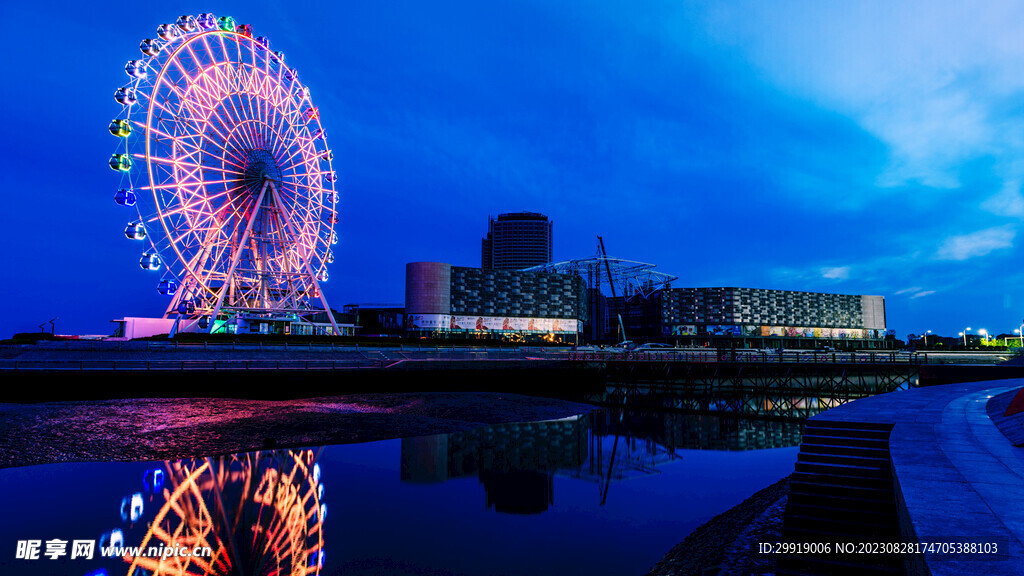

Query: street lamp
[[922, 330, 932, 347], [962, 327, 971, 347], [1015, 328, 1022, 348], [979, 329, 988, 345]]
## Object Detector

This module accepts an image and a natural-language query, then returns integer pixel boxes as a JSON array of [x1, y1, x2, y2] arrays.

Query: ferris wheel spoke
[[204, 144, 249, 177], [249, 114, 271, 153], [265, 114, 299, 162], [201, 146, 248, 175], [138, 178, 240, 191], [274, 182, 307, 213], [178, 79, 220, 124], [254, 63, 278, 132], [167, 215, 224, 248], [161, 66, 213, 125], [182, 41, 224, 107], [277, 139, 320, 172], [243, 83, 267, 146], [147, 98, 204, 141], [155, 82, 207, 136], [235, 117, 262, 154], [226, 97, 261, 152], [222, 198, 259, 233], [155, 185, 239, 219], [147, 154, 200, 169]]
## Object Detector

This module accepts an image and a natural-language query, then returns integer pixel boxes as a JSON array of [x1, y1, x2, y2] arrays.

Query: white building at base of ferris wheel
[[110, 316, 355, 340]]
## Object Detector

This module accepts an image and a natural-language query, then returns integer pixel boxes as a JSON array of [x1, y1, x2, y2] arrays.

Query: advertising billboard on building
[[409, 314, 578, 333]]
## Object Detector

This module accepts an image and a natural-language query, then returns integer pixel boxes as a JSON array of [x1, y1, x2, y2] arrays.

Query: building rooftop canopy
[[495, 212, 549, 221]]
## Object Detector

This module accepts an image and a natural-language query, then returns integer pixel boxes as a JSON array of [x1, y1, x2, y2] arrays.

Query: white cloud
[[910, 290, 936, 299], [982, 179, 1024, 218], [682, 1, 1024, 188], [936, 226, 1016, 260], [821, 266, 850, 280], [895, 287, 922, 295]]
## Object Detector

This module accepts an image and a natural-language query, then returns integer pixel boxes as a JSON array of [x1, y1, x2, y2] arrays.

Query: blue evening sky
[[1, 1, 1021, 339]]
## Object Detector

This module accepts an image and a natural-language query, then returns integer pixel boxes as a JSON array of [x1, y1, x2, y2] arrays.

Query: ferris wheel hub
[[243, 148, 283, 187]]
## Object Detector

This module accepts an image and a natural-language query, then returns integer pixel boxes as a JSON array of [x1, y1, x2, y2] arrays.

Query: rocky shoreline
[[648, 475, 791, 576]]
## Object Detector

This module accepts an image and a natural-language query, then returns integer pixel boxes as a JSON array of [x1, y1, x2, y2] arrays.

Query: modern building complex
[[605, 287, 888, 349], [527, 257, 887, 347], [405, 262, 586, 342], [481, 212, 553, 270], [662, 287, 886, 346], [404, 250, 888, 348]]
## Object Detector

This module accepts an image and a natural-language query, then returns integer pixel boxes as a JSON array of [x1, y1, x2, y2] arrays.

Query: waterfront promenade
[[783, 379, 1024, 575]]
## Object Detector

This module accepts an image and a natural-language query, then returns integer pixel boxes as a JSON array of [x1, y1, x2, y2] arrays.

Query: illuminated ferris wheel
[[109, 14, 339, 334], [103, 449, 327, 576]]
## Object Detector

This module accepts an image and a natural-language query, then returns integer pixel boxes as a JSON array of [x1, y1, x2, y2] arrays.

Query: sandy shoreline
[[0, 392, 595, 468]]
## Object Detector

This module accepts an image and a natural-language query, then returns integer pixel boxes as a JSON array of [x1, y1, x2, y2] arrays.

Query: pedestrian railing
[[567, 350, 926, 365], [0, 359, 387, 371]]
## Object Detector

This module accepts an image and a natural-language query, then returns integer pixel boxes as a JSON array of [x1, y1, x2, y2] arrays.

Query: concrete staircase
[[779, 419, 902, 576]]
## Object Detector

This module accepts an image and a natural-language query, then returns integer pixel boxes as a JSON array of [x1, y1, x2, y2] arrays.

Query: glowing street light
[[1015, 328, 1022, 348], [961, 327, 971, 347], [979, 329, 988, 345]]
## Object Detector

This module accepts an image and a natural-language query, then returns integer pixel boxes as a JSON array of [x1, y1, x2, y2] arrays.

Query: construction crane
[[597, 236, 627, 343]]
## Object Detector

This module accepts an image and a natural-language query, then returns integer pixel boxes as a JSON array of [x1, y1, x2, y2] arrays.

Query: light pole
[[962, 327, 971, 348], [1016, 328, 1022, 348], [979, 329, 988, 345]]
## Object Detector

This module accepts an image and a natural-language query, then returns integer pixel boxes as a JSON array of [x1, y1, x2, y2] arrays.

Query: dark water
[[0, 410, 803, 576]]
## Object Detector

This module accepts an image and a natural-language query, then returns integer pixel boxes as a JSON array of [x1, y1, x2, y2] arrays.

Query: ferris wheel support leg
[[309, 273, 340, 336], [267, 181, 341, 337], [207, 179, 271, 334]]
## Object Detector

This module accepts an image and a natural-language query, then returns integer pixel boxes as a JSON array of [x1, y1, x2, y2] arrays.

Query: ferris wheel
[[109, 14, 339, 334]]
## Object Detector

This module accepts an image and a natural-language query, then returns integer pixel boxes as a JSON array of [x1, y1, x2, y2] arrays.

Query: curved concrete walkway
[[811, 379, 1024, 575]]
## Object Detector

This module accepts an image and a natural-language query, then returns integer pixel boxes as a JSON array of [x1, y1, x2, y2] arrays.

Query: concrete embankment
[[0, 343, 603, 401], [780, 380, 1024, 576], [647, 476, 791, 576]]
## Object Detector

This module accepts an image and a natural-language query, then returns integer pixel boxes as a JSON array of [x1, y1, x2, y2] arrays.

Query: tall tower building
[[481, 212, 553, 270]]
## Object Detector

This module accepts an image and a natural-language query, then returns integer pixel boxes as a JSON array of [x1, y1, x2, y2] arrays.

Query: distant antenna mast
[[597, 236, 626, 342], [38, 317, 57, 334]]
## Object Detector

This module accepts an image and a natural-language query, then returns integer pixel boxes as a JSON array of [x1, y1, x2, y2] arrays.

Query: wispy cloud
[[910, 290, 936, 299], [821, 266, 850, 280], [982, 179, 1024, 218], [936, 226, 1016, 261]]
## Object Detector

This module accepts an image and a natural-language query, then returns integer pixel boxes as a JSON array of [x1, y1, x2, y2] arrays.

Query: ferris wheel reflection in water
[[95, 448, 326, 576]]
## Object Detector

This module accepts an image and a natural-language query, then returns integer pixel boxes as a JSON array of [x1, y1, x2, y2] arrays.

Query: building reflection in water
[[400, 392, 831, 514], [401, 416, 586, 513]]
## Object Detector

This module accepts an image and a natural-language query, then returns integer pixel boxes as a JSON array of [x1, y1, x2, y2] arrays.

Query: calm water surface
[[0, 410, 802, 576]]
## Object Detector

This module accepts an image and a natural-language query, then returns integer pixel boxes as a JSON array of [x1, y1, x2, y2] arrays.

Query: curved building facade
[[405, 262, 452, 315]]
